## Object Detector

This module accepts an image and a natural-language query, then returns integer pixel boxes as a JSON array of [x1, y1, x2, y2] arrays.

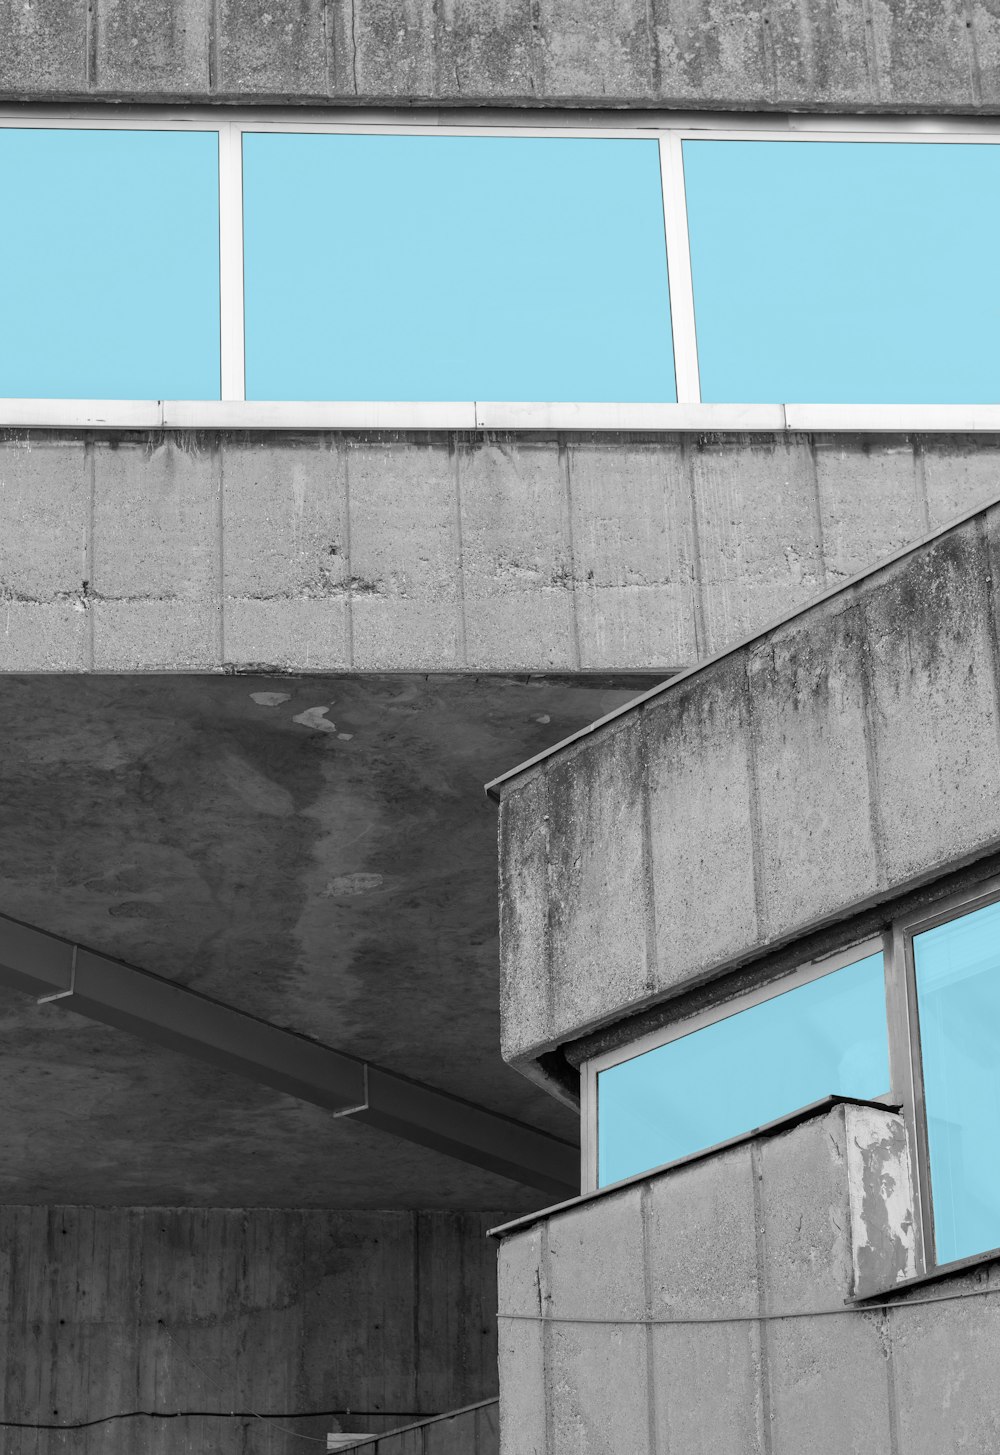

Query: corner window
[[241, 133, 675, 404], [911, 897, 1000, 1265], [590, 944, 889, 1189]]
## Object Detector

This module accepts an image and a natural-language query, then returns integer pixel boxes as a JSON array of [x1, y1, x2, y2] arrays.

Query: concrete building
[[1, 2, 1000, 1454]]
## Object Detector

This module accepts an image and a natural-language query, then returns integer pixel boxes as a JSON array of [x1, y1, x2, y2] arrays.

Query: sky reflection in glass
[[242, 133, 675, 403], [597, 952, 889, 1188], [683, 140, 1000, 404], [0, 128, 221, 399], [914, 900, 1000, 1265]]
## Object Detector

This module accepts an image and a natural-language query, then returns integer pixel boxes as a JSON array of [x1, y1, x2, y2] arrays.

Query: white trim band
[[1, 401, 1000, 432]]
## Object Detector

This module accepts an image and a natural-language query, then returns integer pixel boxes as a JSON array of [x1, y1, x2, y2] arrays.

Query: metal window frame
[[580, 934, 889, 1195], [3, 108, 1000, 428], [583, 877, 1000, 1276]]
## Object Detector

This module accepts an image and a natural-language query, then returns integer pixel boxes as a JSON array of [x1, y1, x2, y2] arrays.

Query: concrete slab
[[567, 440, 698, 671], [890, 1263, 1000, 1454], [216, 0, 330, 95], [645, 651, 758, 995], [691, 436, 826, 656], [545, 1185, 646, 1318], [546, 717, 653, 1039], [435, 0, 535, 97], [0, 0, 88, 93], [4, 432, 1000, 677], [536, 0, 652, 97], [222, 437, 348, 601], [496, 483, 1000, 1071], [0, 437, 89, 603], [94, 436, 220, 605], [650, 0, 770, 106], [548, 1323, 651, 1455], [747, 599, 881, 943], [0, 671, 650, 1208], [814, 437, 925, 584], [459, 442, 576, 672], [348, 443, 461, 671], [499, 772, 554, 1065], [645, 1144, 759, 1316], [6, 0, 1000, 104], [862, 526, 1000, 887]]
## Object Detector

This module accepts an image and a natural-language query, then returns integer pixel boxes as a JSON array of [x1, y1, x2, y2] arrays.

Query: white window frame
[[581, 933, 889, 1195], [4, 107, 1000, 429]]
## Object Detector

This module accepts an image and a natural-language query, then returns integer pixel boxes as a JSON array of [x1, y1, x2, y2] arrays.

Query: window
[[584, 881, 1000, 1279], [911, 897, 1000, 1266], [683, 139, 1000, 405], [589, 945, 889, 1188], [241, 133, 674, 404], [0, 127, 220, 399], [1, 112, 1000, 427]]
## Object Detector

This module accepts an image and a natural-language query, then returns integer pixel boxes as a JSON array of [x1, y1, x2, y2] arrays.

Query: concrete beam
[[4, 0, 1000, 111], [0, 911, 578, 1196], [3, 431, 1000, 675], [495, 489, 1000, 1071]]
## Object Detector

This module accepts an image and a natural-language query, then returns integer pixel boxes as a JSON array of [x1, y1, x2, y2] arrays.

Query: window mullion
[[658, 132, 701, 406], [218, 119, 246, 403], [883, 923, 933, 1273]]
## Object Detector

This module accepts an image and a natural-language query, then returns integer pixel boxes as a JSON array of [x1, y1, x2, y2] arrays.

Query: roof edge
[[485, 484, 1000, 802]]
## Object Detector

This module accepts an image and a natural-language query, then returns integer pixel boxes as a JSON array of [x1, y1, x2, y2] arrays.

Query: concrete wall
[[496, 1102, 1000, 1455], [345, 1399, 499, 1454], [5, 0, 1000, 110], [0, 1204, 505, 1455], [497, 490, 1000, 1069], [4, 431, 999, 675]]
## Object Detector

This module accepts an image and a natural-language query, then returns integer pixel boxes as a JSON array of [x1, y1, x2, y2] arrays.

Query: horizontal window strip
[[0, 114, 997, 419]]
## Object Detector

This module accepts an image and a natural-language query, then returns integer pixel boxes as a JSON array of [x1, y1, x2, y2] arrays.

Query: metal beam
[[0, 912, 578, 1198]]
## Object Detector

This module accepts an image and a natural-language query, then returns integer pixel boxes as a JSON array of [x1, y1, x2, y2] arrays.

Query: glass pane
[[0, 128, 220, 399], [683, 139, 1000, 404], [913, 899, 1000, 1265], [596, 952, 888, 1188], [243, 134, 675, 403]]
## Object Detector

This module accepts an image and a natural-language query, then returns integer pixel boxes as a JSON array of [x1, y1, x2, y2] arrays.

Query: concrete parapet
[[2, 431, 998, 677], [495, 1103, 934, 1455], [496, 489, 1000, 1069], [6, 0, 1000, 109]]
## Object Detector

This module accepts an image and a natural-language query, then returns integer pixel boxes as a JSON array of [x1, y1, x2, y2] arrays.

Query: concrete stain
[[293, 705, 338, 733]]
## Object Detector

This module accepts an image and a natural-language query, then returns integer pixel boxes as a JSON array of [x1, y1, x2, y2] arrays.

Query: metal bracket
[[330, 1062, 369, 1119], [37, 945, 77, 1004]]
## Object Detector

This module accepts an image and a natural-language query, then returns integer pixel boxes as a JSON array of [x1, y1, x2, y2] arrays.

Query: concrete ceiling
[[0, 672, 656, 1210]]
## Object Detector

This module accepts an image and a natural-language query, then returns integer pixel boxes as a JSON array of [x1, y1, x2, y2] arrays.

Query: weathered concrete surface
[[5, 0, 1000, 107], [496, 1104, 941, 1455], [0, 672, 655, 1209], [3, 432, 1000, 675], [498, 490, 1000, 1069], [0, 1204, 505, 1454], [846, 1103, 917, 1297]]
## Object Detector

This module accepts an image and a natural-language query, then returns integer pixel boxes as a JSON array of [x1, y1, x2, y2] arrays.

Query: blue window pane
[[0, 129, 220, 399], [596, 952, 888, 1188], [242, 134, 675, 403], [683, 140, 1000, 404], [914, 900, 1000, 1265]]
